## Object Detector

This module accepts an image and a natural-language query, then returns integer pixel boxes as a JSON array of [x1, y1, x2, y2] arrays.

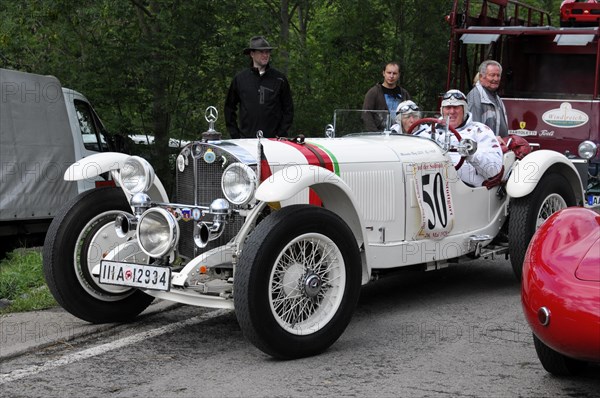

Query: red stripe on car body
[[276, 140, 335, 205]]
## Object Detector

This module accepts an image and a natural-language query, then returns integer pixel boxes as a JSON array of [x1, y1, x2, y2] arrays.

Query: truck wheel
[[533, 334, 586, 376], [508, 173, 576, 280], [43, 187, 153, 323], [234, 205, 362, 359]]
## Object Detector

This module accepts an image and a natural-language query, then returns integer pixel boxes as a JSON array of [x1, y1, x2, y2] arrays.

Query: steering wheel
[[407, 117, 465, 170]]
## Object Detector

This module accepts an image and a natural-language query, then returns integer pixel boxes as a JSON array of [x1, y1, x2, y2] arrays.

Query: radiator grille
[[174, 143, 253, 260]]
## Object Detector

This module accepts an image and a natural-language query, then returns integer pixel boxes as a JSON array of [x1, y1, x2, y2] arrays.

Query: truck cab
[[63, 88, 112, 193], [446, 0, 600, 207]]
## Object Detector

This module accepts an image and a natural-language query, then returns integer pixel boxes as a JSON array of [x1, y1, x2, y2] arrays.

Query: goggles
[[442, 91, 467, 101], [398, 103, 420, 113]]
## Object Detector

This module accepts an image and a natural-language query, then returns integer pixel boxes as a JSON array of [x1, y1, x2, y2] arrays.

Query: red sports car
[[560, 0, 600, 27], [522, 207, 600, 376]]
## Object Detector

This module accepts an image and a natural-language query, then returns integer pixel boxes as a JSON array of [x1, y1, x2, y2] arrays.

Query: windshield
[[331, 109, 443, 137]]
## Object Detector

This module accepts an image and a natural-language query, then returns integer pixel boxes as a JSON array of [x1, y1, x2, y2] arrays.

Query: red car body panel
[[561, 1, 600, 26], [522, 207, 600, 363]]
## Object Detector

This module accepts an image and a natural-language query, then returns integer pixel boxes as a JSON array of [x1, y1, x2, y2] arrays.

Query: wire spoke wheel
[[508, 173, 576, 280], [535, 194, 567, 229], [235, 205, 361, 359], [269, 233, 346, 335]]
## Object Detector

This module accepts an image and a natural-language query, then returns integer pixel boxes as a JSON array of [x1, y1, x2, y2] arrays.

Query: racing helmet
[[395, 100, 421, 123], [440, 89, 468, 121]]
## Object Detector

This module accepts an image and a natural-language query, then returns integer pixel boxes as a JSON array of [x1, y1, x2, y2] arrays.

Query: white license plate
[[99, 260, 171, 291]]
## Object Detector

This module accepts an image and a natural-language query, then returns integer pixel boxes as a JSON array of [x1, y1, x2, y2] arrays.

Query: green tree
[[1, 0, 230, 190], [0, 0, 566, 187]]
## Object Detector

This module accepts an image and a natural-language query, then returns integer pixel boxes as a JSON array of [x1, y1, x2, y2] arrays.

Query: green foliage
[[0, 249, 56, 314], [0, 0, 563, 176]]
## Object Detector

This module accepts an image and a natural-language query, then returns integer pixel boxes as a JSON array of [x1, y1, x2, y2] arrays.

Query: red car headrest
[[507, 135, 531, 160]]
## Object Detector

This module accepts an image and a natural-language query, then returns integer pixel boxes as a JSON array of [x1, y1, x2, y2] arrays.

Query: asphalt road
[[1, 257, 598, 397]]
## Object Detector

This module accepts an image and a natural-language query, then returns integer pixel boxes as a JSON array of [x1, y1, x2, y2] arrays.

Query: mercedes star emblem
[[205, 106, 218, 123]]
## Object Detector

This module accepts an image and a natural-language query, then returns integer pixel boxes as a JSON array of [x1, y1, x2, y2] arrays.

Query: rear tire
[[533, 334, 587, 376], [508, 173, 575, 280], [43, 187, 153, 323]]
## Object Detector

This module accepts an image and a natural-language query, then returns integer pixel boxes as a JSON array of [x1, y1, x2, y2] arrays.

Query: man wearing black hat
[[224, 36, 294, 138]]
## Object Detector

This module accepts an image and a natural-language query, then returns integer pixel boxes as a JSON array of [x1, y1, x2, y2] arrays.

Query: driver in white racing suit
[[436, 89, 503, 187]]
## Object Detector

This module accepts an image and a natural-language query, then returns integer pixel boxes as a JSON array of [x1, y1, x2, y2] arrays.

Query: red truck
[[446, 0, 600, 208]]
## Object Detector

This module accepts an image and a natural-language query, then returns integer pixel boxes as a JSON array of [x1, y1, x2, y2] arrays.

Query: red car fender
[[522, 207, 600, 362]]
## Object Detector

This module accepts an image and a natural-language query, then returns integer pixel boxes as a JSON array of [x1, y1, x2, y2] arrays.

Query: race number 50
[[413, 163, 455, 239], [421, 173, 448, 230]]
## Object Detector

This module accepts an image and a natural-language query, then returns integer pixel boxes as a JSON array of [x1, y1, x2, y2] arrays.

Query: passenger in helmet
[[391, 100, 428, 136]]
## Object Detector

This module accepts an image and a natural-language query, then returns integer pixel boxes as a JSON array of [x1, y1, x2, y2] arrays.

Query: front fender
[[64, 152, 129, 181], [255, 164, 346, 202], [64, 152, 169, 202], [506, 150, 584, 203], [256, 165, 370, 283]]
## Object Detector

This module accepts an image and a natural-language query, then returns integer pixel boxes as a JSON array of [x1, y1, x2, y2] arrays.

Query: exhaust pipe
[[115, 213, 138, 238]]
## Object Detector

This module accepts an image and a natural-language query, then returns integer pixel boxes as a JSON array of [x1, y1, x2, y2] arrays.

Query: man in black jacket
[[224, 36, 294, 138]]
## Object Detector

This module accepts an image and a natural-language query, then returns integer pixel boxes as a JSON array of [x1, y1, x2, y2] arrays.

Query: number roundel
[[413, 164, 455, 239]]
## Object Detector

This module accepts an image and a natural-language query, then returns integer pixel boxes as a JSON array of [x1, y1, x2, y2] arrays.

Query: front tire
[[508, 173, 575, 280], [533, 334, 587, 376], [43, 187, 153, 323], [234, 205, 362, 359]]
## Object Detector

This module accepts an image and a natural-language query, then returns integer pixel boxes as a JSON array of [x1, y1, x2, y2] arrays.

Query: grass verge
[[0, 248, 57, 314]]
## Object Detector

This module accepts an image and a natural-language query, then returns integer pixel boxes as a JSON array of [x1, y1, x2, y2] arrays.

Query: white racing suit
[[429, 113, 503, 187]]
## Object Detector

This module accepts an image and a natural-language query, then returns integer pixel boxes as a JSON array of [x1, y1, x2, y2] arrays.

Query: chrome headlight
[[137, 208, 179, 258], [221, 163, 257, 205], [121, 156, 155, 194], [578, 140, 598, 160]]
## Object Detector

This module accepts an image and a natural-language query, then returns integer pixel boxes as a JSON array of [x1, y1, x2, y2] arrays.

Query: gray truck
[[0, 68, 113, 248]]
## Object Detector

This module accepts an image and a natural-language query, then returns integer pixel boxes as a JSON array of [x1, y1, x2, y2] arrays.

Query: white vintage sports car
[[43, 108, 584, 359]]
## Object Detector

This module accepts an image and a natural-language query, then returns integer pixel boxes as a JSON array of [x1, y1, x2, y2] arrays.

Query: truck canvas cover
[[0, 68, 77, 221]]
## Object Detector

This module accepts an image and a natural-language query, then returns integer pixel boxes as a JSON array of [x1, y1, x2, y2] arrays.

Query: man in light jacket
[[467, 60, 508, 138]]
